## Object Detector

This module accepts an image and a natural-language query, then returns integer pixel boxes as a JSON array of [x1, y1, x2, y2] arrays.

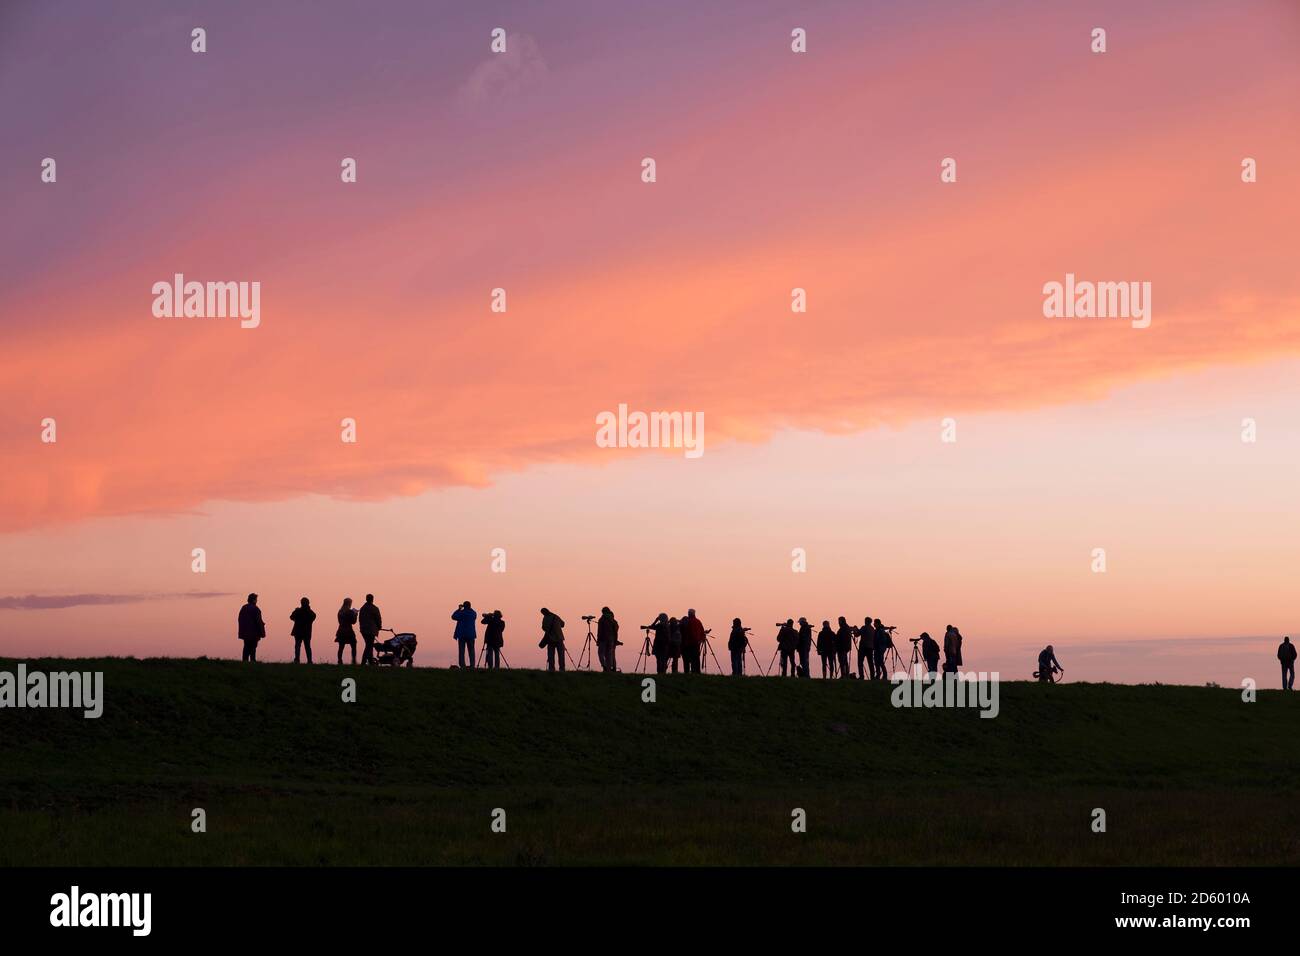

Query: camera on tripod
[[582, 615, 596, 622], [909, 637, 921, 644]]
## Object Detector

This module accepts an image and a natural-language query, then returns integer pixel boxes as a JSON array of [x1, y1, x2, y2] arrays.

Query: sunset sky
[[3, 0, 1299, 684]]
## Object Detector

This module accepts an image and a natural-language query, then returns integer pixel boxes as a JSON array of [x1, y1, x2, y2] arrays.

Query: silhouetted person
[[943, 625, 963, 674], [816, 621, 835, 678], [682, 609, 705, 673], [541, 608, 566, 671], [728, 618, 749, 675], [873, 620, 892, 679], [452, 600, 477, 669], [920, 631, 941, 676], [646, 613, 669, 673], [796, 618, 813, 678], [1279, 636, 1296, 690], [482, 610, 505, 669], [336, 597, 358, 664], [858, 617, 874, 678], [1037, 645, 1062, 682], [238, 593, 265, 662], [777, 619, 798, 676], [597, 607, 620, 671], [358, 594, 382, 665], [667, 617, 683, 673], [289, 597, 316, 664], [836, 616, 854, 678]]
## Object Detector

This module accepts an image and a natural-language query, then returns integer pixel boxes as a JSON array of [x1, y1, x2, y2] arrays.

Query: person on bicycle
[[1037, 645, 1062, 682]]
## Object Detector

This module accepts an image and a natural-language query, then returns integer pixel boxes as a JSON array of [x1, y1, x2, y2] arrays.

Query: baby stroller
[[372, 627, 417, 667]]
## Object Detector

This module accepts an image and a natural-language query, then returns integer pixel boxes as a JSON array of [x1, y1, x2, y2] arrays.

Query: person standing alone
[[290, 597, 316, 663], [1279, 636, 1297, 690], [238, 593, 265, 662]]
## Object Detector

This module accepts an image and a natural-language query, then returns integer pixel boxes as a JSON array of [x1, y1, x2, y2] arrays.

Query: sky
[[2, 0, 1299, 685]]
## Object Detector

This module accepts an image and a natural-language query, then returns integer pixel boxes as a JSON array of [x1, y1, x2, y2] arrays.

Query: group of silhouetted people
[[235, 595, 1298, 689], [237, 592, 384, 664]]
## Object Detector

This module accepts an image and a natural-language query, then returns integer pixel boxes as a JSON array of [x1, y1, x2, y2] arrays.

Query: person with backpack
[[289, 597, 316, 664]]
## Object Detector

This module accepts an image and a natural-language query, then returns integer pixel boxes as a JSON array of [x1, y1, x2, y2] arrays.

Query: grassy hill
[[1, 657, 1296, 865]]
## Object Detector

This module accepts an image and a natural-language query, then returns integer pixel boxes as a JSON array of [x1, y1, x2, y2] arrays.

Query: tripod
[[700, 629, 724, 673], [634, 627, 655, 673], [575, 617, 598, 670], [883, 640, 907, 678], [906, 639, 931, 679], [478, 641, 509, 669]]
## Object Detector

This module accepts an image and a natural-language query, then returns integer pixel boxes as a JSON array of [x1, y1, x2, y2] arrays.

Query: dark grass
[[1, 657, 1296, 865]]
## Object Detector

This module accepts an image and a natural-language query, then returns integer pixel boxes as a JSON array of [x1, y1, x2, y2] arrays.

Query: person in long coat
[[336, 597, 358, 665], [943, 625, 964, 674], [238, 593, 265, 662]]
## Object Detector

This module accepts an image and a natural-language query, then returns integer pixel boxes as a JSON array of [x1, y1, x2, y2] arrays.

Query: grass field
[[1, 657, 1296, 865]]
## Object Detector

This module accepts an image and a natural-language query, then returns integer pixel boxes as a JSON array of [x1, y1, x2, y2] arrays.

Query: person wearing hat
[[237, 593, 266, 662], [451, 600, 477, 669], [1278, 636, 1296, 690], [540, 608, 567, 671]]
